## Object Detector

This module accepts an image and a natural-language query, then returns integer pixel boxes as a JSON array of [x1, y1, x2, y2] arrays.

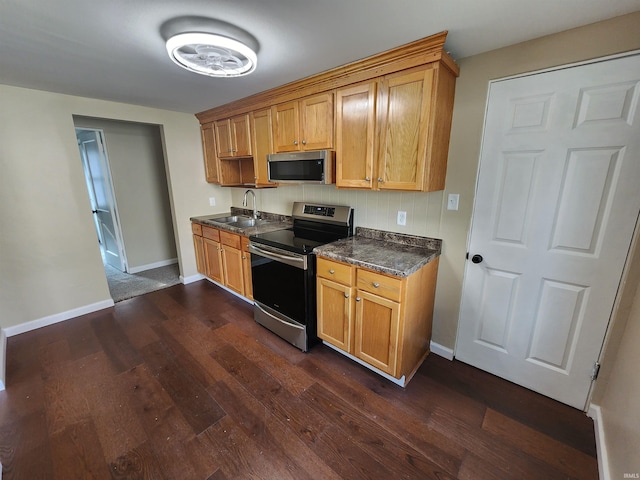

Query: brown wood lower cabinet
[[317, 255, 439, 385], [192, 222, 252, 298]]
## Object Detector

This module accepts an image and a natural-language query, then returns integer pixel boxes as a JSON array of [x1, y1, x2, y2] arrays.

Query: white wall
[[0, 84, 231, 335]]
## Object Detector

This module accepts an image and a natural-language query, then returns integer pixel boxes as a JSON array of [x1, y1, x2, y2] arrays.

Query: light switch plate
[[397, 211, 407, 226], [447, 194, 460, 211], [209, 197, 216, 207]]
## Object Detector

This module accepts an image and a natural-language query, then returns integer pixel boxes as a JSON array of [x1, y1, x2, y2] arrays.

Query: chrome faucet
[[243, 189, 258, 219]]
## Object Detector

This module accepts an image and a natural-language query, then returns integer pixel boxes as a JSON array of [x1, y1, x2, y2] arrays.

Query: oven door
[[249, 243, 315, 351]]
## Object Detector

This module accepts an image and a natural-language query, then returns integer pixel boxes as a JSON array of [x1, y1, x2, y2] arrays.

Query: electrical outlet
[[447, 194, 459, 211], [209, 197, 216, 207], [397, 210, 407, 226]]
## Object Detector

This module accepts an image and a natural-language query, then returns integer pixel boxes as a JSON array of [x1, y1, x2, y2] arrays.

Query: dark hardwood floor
[[0, 280, 598, 479]]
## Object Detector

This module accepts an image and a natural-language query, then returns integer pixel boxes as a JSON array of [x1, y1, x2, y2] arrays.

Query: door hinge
[[591, 362, 601, 381]]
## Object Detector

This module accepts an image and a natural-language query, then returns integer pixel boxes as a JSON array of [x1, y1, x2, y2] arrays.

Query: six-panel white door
[[456, 54, 640, 409]]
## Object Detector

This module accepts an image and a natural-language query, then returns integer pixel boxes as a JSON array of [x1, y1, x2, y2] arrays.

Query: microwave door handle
[[249, 244, 307, 269]]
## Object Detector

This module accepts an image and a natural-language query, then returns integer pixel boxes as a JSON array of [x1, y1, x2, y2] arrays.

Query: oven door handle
[[249, 244, 307, 270], [255, 302, 305, 330]]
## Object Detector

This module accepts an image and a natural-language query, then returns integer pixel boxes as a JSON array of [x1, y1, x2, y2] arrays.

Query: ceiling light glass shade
[[166, 32, 257, 77]]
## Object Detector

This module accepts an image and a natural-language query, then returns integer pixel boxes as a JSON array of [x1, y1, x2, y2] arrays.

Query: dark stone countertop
[[313, 227, 442, 277], [190, 207, 292, 236]]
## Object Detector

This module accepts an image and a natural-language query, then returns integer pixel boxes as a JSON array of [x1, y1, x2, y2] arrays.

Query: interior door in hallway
[[77, 128, 127, 272], [456, 54, 640, 409]]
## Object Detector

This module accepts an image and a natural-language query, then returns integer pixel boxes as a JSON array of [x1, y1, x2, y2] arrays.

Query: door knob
[[471, 254, 483, 264]]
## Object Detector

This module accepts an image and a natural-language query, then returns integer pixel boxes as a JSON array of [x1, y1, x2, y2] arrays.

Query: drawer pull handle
[[329, 269, 335, 274], [356, 297, 361, 302], [373, 282, 380, 288], [344, 293, 349, 299]]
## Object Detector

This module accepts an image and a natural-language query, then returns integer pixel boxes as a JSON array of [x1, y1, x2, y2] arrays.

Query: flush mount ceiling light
[[161, 17, 259, 78]]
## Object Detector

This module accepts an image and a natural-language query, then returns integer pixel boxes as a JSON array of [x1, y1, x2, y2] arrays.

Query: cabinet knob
[[356, 297, 361, 302], [302, 140, 306, 145], [293, 140, 299, 145], [232, 149, 237, 153], [329, 269, 335, 274], [242, 255, 246, 260], [377, 177, 384, 183], [227, 149, 232, 153], [344, 293, 350, 298], [365, 177, 370, 181], [373, 282, 380, 288]]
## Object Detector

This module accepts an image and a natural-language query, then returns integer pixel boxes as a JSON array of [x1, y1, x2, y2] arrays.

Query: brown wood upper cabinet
[[272, 92, 334, 153], [201, 123, 220, 184], [336, 63, 456, 192], [215, 114, 252, 158], [250, 108, 276, 187]]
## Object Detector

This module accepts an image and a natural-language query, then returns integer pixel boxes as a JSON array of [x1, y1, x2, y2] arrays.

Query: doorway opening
[[75, 118, 180, 302]]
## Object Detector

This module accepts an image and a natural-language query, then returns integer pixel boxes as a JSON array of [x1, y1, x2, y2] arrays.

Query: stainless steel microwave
[[267, 150, 335, 184]]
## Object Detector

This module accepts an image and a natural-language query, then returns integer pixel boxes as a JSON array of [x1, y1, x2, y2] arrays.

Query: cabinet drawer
[[202, 226, 220, 242], [357, 269, 403, 302], [317, 257, 354, 285], [220, 230, 241, 249], [192, 223, 203, 236]]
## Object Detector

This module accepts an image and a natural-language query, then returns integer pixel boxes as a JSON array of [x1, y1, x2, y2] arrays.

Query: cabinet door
[[250, 108, 275, 186], [201, 124, 220, 184], [335, 82, 376, 188], [214, 119, 233, 158], [317, 278, 354, 353], [377, 67, 435, 191], [203, 237, 223, 284], [222, 246, 245, 295], [272, 101, 300, 152], [193, 234, 206, 275], [355, 290, 401, 376], [300, 92, 334, 150], [231, 114, 252, 157]]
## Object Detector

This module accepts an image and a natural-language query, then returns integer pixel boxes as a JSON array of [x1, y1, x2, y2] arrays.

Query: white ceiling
[[1, 0, 638, 114]]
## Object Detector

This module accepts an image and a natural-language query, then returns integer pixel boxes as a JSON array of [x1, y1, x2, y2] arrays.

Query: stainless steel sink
[[207, 214, 272, 228], [211, 215, 245, 223], [228, 218, 271, 228]]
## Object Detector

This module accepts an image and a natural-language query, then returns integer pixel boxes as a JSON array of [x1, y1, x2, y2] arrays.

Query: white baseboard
[[430, 341, 454, 360], [128, 258, 178, 274], [3, 299, 114, 338], [181, 273, 205, 285], [588, 404, 610, 480]]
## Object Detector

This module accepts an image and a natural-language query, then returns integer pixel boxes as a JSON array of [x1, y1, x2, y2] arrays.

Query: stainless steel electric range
[[248, 202, 354, 351]]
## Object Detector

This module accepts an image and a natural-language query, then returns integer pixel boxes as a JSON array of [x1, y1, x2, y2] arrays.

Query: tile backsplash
[[230, 184, 443, 237]]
